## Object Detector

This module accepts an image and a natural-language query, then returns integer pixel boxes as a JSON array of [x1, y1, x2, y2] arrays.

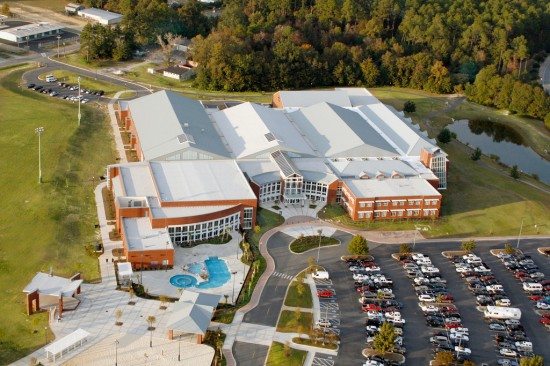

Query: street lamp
[[412, 229, 417, 251], [115, 339, 119, 366], [178, 335, 181, 362], [56, 35, 61, 58], [44, 326, 48, 344], [516, 218, 524, 249], [77, 76, 81, 126], [231, 271, 237, 304], [316, 229, 323, 264], [35, 127, 44, 184]]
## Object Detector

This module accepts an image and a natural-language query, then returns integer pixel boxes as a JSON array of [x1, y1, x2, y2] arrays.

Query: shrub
[[403, 100, 416, 113], [399, 243, 411, 254], [460, 240, 476, 252], [348, 235, 369, 255], [511, 165, 520, 179], [470, 147, 482, 161], [437, 128, 452, 143]]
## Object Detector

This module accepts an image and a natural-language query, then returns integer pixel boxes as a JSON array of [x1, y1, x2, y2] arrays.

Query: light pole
[[77, 76, 81, 126], [178, 335, 181, 361], [231, 271, 237, 304], [44, 326, 48, 344], [56, 35, 61, 58], [516, 218, 524, 249], [316, 229, 323, 264], [115, 339, 119, 366], [35, 127, 44, 184], [412, 229, 417, 251]]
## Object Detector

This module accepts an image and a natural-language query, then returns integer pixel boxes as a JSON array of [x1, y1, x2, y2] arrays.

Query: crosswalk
[[312, 354, 335, 366], [272, 271, 293, 280]]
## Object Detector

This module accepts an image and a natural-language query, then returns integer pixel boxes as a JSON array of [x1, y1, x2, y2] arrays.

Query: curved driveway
[[234, 220, 550, 366]]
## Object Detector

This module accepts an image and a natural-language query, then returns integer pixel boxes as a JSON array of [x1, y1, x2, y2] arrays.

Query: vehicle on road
[[45, 75, 57, 82]]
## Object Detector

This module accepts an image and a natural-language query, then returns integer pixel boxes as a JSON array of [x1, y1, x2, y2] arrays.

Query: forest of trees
[[77, 0, 550, 120]]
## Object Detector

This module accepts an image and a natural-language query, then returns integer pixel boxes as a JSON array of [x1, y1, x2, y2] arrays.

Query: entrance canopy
[[23, 272, 83, 297], [44, 328, 90, 361]]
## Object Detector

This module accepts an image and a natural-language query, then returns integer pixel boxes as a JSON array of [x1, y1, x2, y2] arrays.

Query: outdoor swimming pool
[[169, 256, 231, 289]]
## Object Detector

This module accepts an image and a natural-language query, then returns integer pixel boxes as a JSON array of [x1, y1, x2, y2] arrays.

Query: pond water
[[447, 119, 550, 184]]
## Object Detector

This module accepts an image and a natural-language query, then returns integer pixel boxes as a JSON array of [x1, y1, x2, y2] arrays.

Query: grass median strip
[[266, 341, 307, 366], [276, 310, 313, 333], [284, 279, 313, 309], [289, 235, 339, 253]]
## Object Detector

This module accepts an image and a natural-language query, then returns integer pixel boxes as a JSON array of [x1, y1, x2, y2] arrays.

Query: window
[[243, 207, 253, 229]]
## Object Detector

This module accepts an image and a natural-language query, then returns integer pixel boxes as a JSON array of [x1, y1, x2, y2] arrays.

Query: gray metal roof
[[344, 178, 441, 198], [270, 150, 301, 177], [328, 159, 421, 179], [77, 8, 122, 21], [289, 103, 398, 158], [0, 22, 63, 38], [127, 91, 229, 160]]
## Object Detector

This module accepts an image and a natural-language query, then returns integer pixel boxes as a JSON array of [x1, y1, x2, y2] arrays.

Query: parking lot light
[[316, 229, 323, 264], [77, 76, 81, 126], [35, 127, 44, 184]]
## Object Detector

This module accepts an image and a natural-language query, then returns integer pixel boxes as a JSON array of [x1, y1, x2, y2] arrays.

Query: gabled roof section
[[211, 102, 315, 159], [127, 91, 229, 160], [289, 102, 398, 158], [276, 90, 352, 108], [358, 102, 438, 156], [270, 150, 301, 178]]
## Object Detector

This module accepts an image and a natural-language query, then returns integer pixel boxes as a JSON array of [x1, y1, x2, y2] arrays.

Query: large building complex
[[112, 88, 447, 267]]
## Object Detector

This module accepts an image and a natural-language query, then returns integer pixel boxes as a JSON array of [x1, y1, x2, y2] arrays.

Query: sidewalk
[[107, 92, 128, 164]]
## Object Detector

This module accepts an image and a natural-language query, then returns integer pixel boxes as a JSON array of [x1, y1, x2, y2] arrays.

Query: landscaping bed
[[292, 336, 338, 350], [284, 278, 313, 308], [289, 235, 339, 253]]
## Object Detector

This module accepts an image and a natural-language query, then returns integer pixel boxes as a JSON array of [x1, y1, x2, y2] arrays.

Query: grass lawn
[[266, 342, 307, 366], [124, 63, 273, 103], [63, 53, 136, 70], [284, 280, 313, 308], [276, 310, 313, 333], [289, 235, 339, 253], [39, 70, 127, 98], [0, 66, 115, 363], [319, 140, 550, 238], [11, 0, 66, 11]]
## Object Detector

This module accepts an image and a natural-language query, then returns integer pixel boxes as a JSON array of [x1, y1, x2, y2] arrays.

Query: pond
[[447, 119, 550, 184]]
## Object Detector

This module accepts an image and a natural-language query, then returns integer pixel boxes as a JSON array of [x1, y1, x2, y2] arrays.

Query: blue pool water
[[169, 257, 230, 289]]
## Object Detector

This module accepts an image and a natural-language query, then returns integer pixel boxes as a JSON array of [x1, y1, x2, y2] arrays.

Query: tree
[[504, 243, 516, 255], [461, 240, 476, 252], [403, 101, 416, 113], [348, 235, 369, 255], [360, 58, 379, 87], [146, 315, 156, 347], [520, 355, 544, 366], [426, 60, 452, 93], [433, 350, 454, 365], [253, 225, 261, 234], [470, 147, 482, 161], [510, 165, 520, 179], [156, 32, 182, 67], [114, 308, 123, 325], [545, 113, 550, 130], [437, 128, 452, 144], [0, 3, 11, 16], [159, 295, 168, 310], [399, 243, 411, 255], [241, 241, 252, 263], [372, 322, 396, 353]]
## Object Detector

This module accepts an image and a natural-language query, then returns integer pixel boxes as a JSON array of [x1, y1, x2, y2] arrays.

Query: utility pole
[[115, 339, 119, 366], [35, 127, 44, 183], [516, 218, 524, 249], [77, 76, 81, 126], [231, 271, 237, 304], [316, 229, 323, 264], [56, 35, 61, 58]]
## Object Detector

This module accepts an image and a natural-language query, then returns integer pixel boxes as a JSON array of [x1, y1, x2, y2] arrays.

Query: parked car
[[317, 289, 334, 298], [27, 83, 35, 88]]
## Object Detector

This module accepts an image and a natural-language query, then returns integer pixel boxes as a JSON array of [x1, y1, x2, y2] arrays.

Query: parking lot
[[25, 76, 104, 105]]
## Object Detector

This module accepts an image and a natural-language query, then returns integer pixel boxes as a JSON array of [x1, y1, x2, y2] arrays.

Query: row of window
[[167, 213, 240, 244], [357, 209, 438, 219]]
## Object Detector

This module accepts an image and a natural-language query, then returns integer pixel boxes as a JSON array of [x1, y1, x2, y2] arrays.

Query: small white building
[[0, 22, 64, 44], [77, 8, 123, 25], [65, 3, 84, 14], [162, 65, 195, 81]]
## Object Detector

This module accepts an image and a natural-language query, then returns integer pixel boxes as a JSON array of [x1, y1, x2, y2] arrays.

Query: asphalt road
[[245, 231, 550, 366], [233, 341, 269, 366]]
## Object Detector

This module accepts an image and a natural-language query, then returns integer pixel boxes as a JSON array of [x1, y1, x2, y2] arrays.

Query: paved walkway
[[107, 92, 128, 164]]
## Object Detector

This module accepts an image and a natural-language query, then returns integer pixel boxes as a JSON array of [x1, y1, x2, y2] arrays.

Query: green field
[[38, 70, 127, 98], [320, 140, 550, 238], [284, 279, 313, 308], [266, 342, 307, 366], [0, 66, 115, 363], [276, 310, 313, 333]]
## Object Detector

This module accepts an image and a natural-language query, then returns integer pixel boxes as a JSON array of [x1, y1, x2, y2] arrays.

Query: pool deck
[[141, 232, 249, 303]]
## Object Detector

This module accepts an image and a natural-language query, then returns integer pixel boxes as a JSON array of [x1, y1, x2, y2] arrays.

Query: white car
[[455, 346, 471, 355], [486, 285, 504, 293], [364, 266, 381, 272], [353, 273, 368, 281], [420, 304, 439, 313], [403, 263, 419, 270], [363, 361, 384, 366], [412, 253, 427, 261], [349, 266, 363, 271], [536, 301, 550, 310], [474, 266, 491, 273], [384, 311, 402, 320], [499, 348, 517, 358], [45, 75, 57, 82], [449, 333, 469, 342], [522, 282, 543, 292], [316, 319, 332, 328], [418, 294, 435, 302], [414, 277, 429, 285], [504, 319, 520, 326], [450, 327, 469, 335], [378, 288, 393, 295], [387, 317, 406, 325], [496, 298, 511, 307], [456, 267, 471, 273], [514, 341, 533, 351], [416, 259, 432, 266], [421, 266, 440, 274]]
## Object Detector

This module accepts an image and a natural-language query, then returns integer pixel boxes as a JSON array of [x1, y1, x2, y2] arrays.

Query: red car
[[356, 286, 373, 293], [317, 289, 334, 298], [438, 294, 454, 303], [540, 315, 550, 325], [514, 271, 528, 279], [362, 304, 382, 312], [529, 295, 543, 302], [445, 322, 462, 329]]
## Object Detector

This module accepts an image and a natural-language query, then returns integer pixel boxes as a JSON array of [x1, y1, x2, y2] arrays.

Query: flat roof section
[[276, 90, 352, 108], [0, 22, 63, 38], [77, 8, 122, 22], [150, 160, 257, 202], [122, 217, 174, 252], [343, 178, 441, 199]]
